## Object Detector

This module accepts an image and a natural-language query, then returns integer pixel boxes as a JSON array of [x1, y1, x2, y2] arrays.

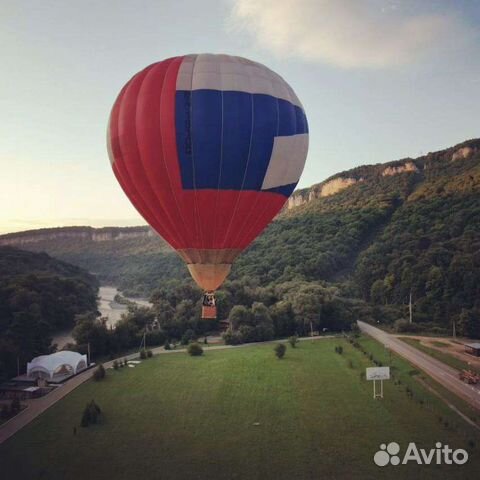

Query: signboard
[[366, 367, 390, 381]]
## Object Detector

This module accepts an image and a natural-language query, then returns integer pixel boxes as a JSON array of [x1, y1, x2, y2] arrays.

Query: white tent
[[27, 351, 88, 380]]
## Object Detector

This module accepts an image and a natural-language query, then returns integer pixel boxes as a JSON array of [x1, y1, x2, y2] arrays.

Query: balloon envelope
[[107, 54, 308, 294]]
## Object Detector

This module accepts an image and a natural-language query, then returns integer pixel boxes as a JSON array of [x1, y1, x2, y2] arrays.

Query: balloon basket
[[202, 292, 216, 319], [202, 305, 217, 319]]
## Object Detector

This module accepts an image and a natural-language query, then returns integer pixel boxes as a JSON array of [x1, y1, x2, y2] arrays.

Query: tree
[[270, 301, 296, 337], [274, 343, 286, 359], [72, 314, 109, 357], [123, 305, 156, 330], [251, 302, 274, 341], [93, 363, 106, 381], [457, 309, 480, 338], [181, 329, 196, 345], [370, 280, 386, 304], [10, 397, 21, 415], [228, 305, 252, 330], [222, 329, 243, 345], [81, 400, 101, 427], [187, 343, 203, 356], [288, 335, 298, 348], [288, 284, 331, 335]]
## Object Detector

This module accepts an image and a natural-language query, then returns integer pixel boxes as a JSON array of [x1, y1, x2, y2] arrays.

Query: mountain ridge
[[1, 138, 478, 248], [1, 137, 479, 337]]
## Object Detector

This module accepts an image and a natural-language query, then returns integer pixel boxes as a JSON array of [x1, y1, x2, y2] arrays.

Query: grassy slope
[[1, 339, 479, 480], [399, 337, 480, 375], [357, 335, 480, 427]]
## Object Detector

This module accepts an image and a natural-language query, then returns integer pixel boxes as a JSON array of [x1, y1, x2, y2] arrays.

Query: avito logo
[[374, 442, 468, 466]]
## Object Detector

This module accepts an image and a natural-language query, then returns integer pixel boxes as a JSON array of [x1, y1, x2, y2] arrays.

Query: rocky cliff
[[0, 226, 154, 247], [285, 139, 479, 210]]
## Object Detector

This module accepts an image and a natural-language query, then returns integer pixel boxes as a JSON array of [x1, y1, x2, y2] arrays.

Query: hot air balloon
[[107, 54, 308, 318]]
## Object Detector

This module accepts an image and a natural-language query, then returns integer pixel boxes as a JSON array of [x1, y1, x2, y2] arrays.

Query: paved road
[[358, 321, 480, 411], [0, 335, 333, 445]]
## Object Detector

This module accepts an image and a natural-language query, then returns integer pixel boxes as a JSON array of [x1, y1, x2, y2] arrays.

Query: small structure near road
[[27, 351, 88, 381], [464, 343, 480, 357], [366, 366, 390, 399]]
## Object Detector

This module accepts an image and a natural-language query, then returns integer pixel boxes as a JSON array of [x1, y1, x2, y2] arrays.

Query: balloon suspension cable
[[202, 291, 217, 319]]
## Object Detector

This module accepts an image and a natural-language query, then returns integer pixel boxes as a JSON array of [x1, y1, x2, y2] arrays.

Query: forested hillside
[[0, 247, 99, 380], [1, 138, 479, 339]]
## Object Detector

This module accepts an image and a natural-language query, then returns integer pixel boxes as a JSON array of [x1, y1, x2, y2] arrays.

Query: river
[[52, 286, 152, 349]]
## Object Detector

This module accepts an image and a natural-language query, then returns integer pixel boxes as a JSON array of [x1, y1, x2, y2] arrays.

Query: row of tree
[[0, 248, 99, 381]]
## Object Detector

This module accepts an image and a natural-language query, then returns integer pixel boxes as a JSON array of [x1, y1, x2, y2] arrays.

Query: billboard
[[366, 367, 390, 381]]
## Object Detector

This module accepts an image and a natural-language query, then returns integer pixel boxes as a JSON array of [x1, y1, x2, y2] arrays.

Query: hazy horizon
[[0, 134, 477, 236], [2, 0, 479, 235]]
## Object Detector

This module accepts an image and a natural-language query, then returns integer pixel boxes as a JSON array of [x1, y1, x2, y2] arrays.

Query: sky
[[1, 0, 479, 234]]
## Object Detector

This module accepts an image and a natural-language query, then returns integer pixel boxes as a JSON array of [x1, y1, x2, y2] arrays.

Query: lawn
[[399, 337, 480, 375], [0, 338, 479, 480]]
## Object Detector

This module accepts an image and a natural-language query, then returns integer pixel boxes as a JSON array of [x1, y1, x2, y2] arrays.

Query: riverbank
[[52, 286, 152, 349]]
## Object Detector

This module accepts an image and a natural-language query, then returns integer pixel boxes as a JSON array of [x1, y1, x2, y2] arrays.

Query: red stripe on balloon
[[177, 190, 285, 250], [118, 65, 186, 248], [109, 77, 178, 246], [235, 193, 286, 248], [135, 57, 190, 247]]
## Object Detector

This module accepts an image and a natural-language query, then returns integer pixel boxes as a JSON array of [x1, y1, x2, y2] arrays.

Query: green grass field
[[1, 338, 479, 480]]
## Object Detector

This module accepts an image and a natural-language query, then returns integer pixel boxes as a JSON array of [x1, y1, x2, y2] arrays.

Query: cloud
[[228, 0, 469, 68]]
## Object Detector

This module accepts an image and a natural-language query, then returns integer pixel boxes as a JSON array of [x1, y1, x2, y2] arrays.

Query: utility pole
[[17, 356, 20, 377], [452, 319, 456, 339], [87, 343, 91, 365], [409, 290, 413, 324], [139, 330, 146, 352]]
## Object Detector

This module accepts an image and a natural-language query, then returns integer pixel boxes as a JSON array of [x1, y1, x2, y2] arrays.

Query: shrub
[[223, 329, 243, 345], [113, 360, 119, 370], [181, 329, 196, 345], [93, 364, 106, 381], [350, 323, 360, 334], [288, 335, 298, 348], [140, 349, 147, 360], [81, 400, 102, 428], [187, 343, 204, 356], [274, 343, 286, 359], [147, 349, 153, 358], [164, 340, 171, 350], [123, 358, 128, 366], [10, 398, 21, 415], [394, 319, 422, 333], [80, 406, 90, 427], [335, 346, 343, 354]]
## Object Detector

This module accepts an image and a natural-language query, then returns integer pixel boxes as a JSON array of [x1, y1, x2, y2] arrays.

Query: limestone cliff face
[[0, 226, 153, 246], [451, 146, 476, 162], [286, 177, 360, 210], [381, 161, 418, 176], [319, 177, 359, 197], [287, 192, 309, 209]]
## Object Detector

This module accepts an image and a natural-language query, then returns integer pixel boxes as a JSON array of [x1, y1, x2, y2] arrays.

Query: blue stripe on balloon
[[262, 183, 297, 197], [175, 90, 307, 195]]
